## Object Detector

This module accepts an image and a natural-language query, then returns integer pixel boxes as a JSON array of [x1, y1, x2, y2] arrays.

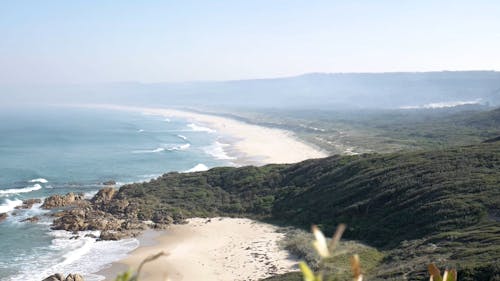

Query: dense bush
[[115, 141, 500, 280]]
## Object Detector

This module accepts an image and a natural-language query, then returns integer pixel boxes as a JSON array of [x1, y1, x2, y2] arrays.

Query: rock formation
[[41, 193, 85, 209], [42, 273, 84, 281], [21, 216, 40, 223], [15, 198, 42, 209]]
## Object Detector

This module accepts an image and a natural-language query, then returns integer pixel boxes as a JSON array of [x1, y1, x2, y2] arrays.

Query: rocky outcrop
[[42, 273, 84, 281], [0, 212, 7, 222], [15, 198, 42, 209], [64, 274, 84, 281], [46, 187, 174, 240], [52, 207, 123, 232], [102, 180, 116, 186], [91, 187, 117, 207], [99, 230, 128, 241], [42, 193, 85, 209], [21, 216, 40, 223]]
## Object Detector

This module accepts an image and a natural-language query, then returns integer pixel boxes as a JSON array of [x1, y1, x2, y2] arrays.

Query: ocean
[[0, 105, 234, 281]]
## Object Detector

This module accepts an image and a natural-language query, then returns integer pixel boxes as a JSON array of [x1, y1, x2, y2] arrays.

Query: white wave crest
[[183, 163, 209, 173], [400, 99, 482, 109], [0, 199, 23, 213], [167, 143, 190, 151], [0, 184, 42, 196], [132, 147, 165, 153], [177, 134, 188, 141], [203, 141, 236, 160], [29, 178, 48, 183], [8, 230, 140, 281], [187, 123, 216, 133]]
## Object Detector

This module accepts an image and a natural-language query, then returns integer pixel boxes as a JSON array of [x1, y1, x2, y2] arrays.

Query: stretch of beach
[[81, 104, 322, 280], [101, 218, 297, 281], [87, 104, 328, 165]]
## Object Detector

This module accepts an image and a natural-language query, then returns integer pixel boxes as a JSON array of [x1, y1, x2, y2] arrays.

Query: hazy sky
[[1, 0, 499, 83]]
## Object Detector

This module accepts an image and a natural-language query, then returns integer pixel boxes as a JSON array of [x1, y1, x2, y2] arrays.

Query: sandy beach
[[87, 104, 328, 165], [101, 218, 297, 281]]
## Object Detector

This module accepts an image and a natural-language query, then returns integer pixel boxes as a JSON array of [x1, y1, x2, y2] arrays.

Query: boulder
[[92, 187, 117, 205], [65, 274, 84, 281], [51, 208, 88, 231], [99, 230, 124, 241], [41, 193, 84, 209], [21, 216, 40, 223], [41, 273, 84, 281], [15, 198, 42, 209], [102, 180, 116, 186], [0, 212, 7, 222]]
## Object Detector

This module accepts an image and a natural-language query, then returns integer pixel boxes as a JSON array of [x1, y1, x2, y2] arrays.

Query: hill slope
[[117, 142, 500, 280]]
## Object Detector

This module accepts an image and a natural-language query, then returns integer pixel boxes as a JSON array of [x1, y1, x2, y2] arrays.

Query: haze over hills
[[2, 71, 500, 109]]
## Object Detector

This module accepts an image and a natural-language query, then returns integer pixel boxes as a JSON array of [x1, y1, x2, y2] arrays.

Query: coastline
[[99, 218, 297, 281], [85, 104, 329, 165], [69, 104, 321, 280]]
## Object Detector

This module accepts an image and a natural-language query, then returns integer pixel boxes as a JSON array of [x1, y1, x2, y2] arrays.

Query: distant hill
[[117, 141, 500, 280], [2, 71, 500, 109]]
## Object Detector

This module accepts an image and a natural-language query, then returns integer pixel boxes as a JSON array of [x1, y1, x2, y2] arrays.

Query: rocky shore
[[36, 187, 180, 241]]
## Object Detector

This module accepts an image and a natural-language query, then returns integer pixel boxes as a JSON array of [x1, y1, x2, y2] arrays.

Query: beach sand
[[83, 104, 317, 280], [88, 104, 328, 165], [100, 218, 297, 281]]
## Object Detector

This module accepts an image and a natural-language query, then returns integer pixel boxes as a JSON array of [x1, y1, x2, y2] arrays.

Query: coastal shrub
[[112, 141, 500, 280]]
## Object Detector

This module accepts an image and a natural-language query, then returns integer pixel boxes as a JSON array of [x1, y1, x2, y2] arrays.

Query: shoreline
[[99, 218, 298, 281], [63, 104, 319, 280], [84, 104, 329, 166]]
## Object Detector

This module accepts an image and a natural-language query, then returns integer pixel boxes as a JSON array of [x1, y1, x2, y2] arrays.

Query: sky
[[0, 0, 499, 84]]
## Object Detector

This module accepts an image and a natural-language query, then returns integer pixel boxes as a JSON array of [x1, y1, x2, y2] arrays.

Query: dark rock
[[99, 230, 124, 241], [92, 187, 117, 206], [65, 274, 84, 281], [0, 213, 7, 222], [15, 198, 42, 209], [102, 180, 117, 186], [21, 216, 40, 223], [84, 233, 98, 238], [42, 193, 84, 209], [41, 273, 84, 281]]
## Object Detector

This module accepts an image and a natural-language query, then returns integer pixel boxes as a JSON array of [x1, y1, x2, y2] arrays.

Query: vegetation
[[206, 106, 500, 154], [115, 140, 500, 280]]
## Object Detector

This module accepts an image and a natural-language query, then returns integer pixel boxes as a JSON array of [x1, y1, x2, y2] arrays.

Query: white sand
[[104, 218, 297, 281], [87, 104, 328, 165]]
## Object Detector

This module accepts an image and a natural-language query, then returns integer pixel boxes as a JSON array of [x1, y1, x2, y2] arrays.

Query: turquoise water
[[0, 106, 233, 281]]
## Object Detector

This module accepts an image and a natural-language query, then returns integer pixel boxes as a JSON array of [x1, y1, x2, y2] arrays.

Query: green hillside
[[117, 141, 500, 280]]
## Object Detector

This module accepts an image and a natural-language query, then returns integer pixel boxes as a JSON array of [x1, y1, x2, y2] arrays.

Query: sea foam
[[10, 230, 139, 281], [187, 123, 216, 133], [0, 199, 23, 213], [167, 143, 190, 151], [0, 184, 42, 196], [132, 147, 166, 153], [29, 178, 48, 183], [203, 141, 236, 160], [183, 163, 209, 173]]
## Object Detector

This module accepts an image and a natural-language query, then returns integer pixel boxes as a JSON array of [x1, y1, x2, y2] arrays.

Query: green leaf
[[299, 261, 316, 281]]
